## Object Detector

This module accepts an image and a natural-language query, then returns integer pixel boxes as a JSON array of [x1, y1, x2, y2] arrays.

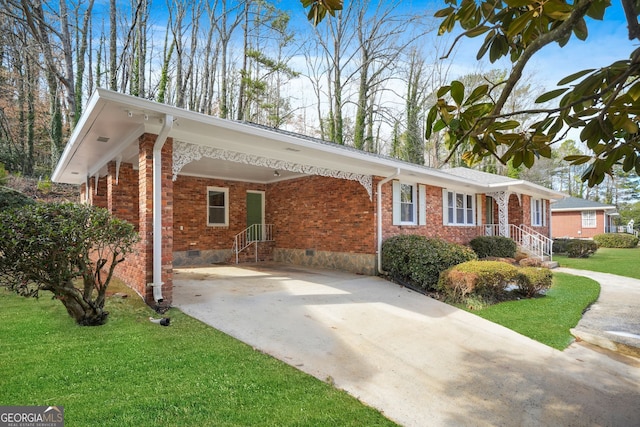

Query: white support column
[[488, 191, 510, 237]]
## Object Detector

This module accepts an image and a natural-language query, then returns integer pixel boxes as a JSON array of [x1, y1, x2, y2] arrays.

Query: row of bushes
[[552, 238, 598, 258], [468, 236, 516, 258], [593, 233, 639, 248], [381, 235, 477, 291], [382, 235, 551, 310], [437, 261, 552, 305]]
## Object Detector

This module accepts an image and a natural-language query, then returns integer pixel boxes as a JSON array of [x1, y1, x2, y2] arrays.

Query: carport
[[173, 263, 640, 427]]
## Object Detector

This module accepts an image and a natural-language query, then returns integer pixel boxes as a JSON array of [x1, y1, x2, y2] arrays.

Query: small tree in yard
[[0, 203, 138, 326]]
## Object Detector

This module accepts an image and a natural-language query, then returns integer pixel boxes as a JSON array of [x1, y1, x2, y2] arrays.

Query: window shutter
[[530, 198, 535, 226], [418, 184, 426, 225], [476, 194, 483, 226], [542, 199, 547, 226], [392, 181, 401, 225], [442, 188, 448, 225]]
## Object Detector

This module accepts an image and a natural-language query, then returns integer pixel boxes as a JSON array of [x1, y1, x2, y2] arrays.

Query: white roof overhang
[[52, 89, 564, 201]]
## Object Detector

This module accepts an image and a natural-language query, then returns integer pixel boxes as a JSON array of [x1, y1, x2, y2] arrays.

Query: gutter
[[150, 114, 174, 303], [377, 168, 401, 275]]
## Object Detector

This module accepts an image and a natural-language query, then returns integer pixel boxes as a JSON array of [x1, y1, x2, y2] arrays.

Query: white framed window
[[392, 182, 426, 226], [207, 186, 229, 227], [582, 210, 596, 228], [531, 198, 546, 226], [443, 190, 475, 226]]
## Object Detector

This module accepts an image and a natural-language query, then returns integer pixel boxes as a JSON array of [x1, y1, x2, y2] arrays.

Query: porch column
[[488, 191, 510, 237], [139, 134, 174, 306]]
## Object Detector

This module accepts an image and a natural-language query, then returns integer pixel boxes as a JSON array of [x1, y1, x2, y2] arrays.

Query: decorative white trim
[[115, 155, 122, 185], [173, 141, 373, 199], [487, 191, 509, 237]]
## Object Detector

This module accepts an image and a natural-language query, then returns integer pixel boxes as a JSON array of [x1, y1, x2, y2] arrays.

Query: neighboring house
[[551, 196, 619, 239], [52, 89, 564, 306]]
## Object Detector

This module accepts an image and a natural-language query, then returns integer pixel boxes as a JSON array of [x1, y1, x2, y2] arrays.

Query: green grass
[[467, 273, 600, 350], [554, 247, 640, 279], [0, 283, 396, 427]]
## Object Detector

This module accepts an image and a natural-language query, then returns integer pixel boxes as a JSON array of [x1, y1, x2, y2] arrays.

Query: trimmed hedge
[[516, 267, 552, 297], [469, 236, 517, 258], [593, 233, 639, 248], [437, 260, 516, 302], [566, 240, 598, 258], [438, 261, 553, 306], [381, 235, 477, 291], [552, 238, 571, 254], [553, 238, 599, 258]]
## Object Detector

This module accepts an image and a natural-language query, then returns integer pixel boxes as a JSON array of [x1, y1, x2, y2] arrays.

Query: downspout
[[377, 168, 401, 275], [151, 114, 174, 303]]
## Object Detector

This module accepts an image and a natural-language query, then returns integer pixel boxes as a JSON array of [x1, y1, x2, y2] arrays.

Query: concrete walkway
[[555, 268, 640, 359], [173, 264, 640, 427]]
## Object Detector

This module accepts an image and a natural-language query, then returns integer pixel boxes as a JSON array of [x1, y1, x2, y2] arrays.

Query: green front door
[[246, 192, 263, 241]]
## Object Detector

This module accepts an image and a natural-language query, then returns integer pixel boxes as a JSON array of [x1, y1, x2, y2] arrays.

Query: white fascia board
[[551, 206, 617, 212], [51, 91, 102, 182]]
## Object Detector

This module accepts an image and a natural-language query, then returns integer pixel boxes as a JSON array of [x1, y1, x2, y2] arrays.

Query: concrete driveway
[[173, 264, 640, 427]]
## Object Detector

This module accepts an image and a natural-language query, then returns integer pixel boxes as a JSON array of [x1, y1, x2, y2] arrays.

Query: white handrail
[[481, 223, 552, 261], [232, 224, 274, 263]]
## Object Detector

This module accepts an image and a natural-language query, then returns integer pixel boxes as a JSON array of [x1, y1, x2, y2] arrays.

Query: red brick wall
[[551, 210, 604, 238], [173, 176, 267, 252], [380, 180, 480, 244], [509, 193, 524, 226], [111, 134, 173, 305], [267, 176, 375, 253], [85, 176, 107, 208], [107, 162, 139, 230]]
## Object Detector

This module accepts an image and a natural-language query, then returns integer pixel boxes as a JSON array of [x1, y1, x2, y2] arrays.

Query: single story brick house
[[551, 196, 618, 239], [52, 89, 564, 306]]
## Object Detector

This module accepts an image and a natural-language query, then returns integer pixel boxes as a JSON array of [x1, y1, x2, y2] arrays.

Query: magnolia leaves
[[428, 0, 640, 187], [436, 0, 609, 63], [426, 79, 550, 170], [301, 0, 343, 25]]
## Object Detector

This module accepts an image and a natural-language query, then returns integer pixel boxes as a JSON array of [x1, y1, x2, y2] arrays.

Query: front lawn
[[554, 247, 640, 279], [467, 273, 600, 350], [0, 282, 395, 427]]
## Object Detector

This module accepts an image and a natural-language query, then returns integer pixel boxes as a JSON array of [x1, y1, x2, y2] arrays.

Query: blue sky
[[285, 0, 634, 90]]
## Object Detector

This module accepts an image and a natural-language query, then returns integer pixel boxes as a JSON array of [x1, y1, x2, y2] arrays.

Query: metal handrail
[[232, 224, 274, 264], [481, 223, 552, 261]]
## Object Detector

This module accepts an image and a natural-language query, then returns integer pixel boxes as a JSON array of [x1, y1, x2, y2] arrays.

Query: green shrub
[[519, 257, 543, 267], [437, 260, 518, 303], [0, 186, 35, 210], [515, 267, 552, 297], [593, 233, 639, 248], [553, 238, 570, 254], [0, 163, 8, 186], [566, 240, 598, 258], [381, 235, 477, 291], [469, 236, 517, 258]]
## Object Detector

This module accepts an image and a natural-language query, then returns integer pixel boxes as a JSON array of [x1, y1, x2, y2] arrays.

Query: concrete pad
[[174, 264, 640, 427]]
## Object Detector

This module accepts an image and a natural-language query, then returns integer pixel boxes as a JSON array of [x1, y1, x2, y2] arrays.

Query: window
[[400, 184, 415, 223], [531, 199, 546, 226], [444, 190, 475, 225], [207, 187, 229, 226], [531, 199, 542, 226], [392, 181, 426, 226], [582, 210, 596, 228]]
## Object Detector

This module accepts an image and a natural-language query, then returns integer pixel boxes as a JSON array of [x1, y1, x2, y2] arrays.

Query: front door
[[246, 191, 264, 241], [486, 196, 495, 225]]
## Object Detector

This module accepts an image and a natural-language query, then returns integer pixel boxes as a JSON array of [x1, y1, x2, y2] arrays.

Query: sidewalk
[[555, 268, 640, 359]]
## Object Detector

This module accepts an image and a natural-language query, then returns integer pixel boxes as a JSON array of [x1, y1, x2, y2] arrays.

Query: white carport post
[[151, 114, 173, 302]]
